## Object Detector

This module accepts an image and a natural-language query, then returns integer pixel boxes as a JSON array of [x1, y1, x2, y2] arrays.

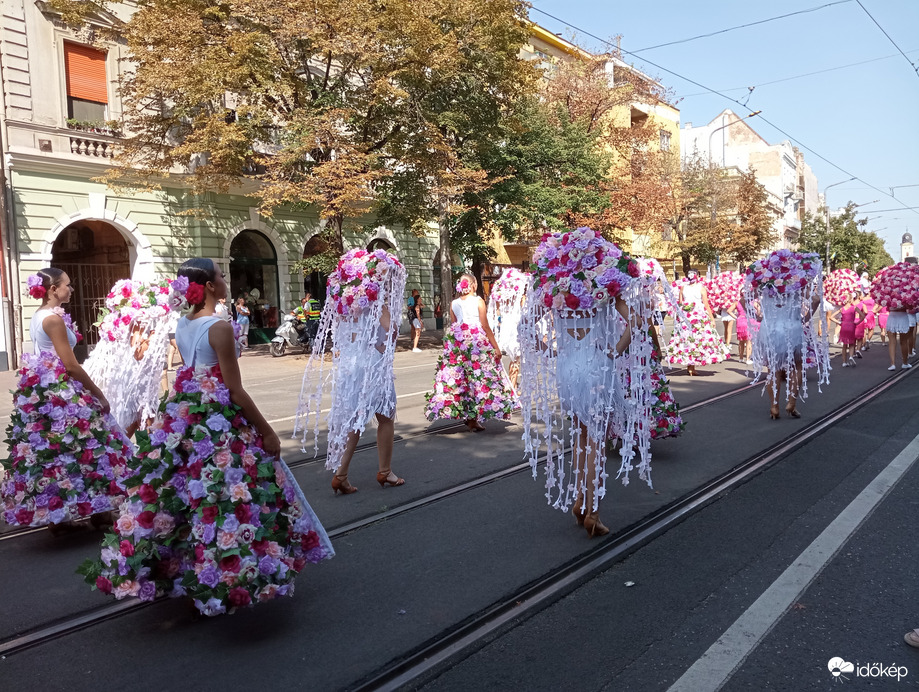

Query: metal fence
[[54, 262, 129, 347]]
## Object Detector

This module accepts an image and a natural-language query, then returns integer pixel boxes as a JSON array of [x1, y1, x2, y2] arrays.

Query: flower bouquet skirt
[[649, 359, 683, 439], [79, 364, 334, 616], [1, 351, 134, 527], [666, 306, 730, 366], [424, 323, 518, 422]]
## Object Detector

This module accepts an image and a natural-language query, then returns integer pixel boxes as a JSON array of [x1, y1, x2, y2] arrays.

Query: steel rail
[[350, 366, 917, 692]]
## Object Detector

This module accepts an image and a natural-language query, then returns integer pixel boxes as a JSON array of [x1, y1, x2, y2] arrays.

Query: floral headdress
[[488, 268, 530, 304], [327, 249, 404, 317], [97, 278, 174, 342], [870, 262, 919, 312], [706, 271, 744, 313], [455, 275, 475, 295], [744, 249, 821, 297], [530, 226, 638, 312], [26, 274, 46, 300], [486, 267, 532, 361], [823, 268, 860, 306]]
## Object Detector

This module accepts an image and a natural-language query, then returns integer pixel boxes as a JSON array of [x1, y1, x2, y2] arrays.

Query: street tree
[[798, 205, 893, 274]]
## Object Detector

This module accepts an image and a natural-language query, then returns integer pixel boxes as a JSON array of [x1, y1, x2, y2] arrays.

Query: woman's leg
[[901, 331, 912, 364], [333, 431, 362, 491], [375, 412, 396, 476], [724, 320, 733, 349], [889, 335, 899, 367], [412, 325, 420, 350]]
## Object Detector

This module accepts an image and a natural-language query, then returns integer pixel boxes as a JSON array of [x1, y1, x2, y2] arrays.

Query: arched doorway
[[302, 233, 330, 305], [367, 238, 394, 252], [230, 230, 280, 334], [51, 220, 130, 350]]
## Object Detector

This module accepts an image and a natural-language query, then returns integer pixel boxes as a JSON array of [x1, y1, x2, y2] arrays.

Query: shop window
[[230, 230, 280, 329]]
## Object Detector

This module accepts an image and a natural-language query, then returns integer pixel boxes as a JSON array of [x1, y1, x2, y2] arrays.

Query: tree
[[54, 0, 536, 285], [798, 204, 894, 273]]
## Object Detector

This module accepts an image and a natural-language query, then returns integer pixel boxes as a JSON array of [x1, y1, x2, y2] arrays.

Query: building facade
[[681, 110, 819, 254], [0, 0, 438, 367]]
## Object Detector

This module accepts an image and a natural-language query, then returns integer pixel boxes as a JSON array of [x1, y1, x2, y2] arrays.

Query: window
[[659, 129, 671, 152], [64, 42, 107, 122]]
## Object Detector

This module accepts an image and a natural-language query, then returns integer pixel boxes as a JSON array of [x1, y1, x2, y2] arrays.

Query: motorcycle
[[269, 315, 317, 357]]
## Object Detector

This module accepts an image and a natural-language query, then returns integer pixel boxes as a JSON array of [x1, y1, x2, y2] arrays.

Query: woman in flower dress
[[487, 267, 530, 392], [666, 271, 730, 375], [1, 269, 133, 531], [81, 258, 333, 616], [424, 273, 517, 432], [295, 248, 407, 495], [744, 250, 829, 419], [519, 228, 654, 538]]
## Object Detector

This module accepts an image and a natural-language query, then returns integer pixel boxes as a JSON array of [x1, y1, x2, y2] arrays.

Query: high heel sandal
[[583, 512, 610, 538], [770, 404, 781, 420], [573, 498, 586, 526], [377, 470, 405, 488], [331, 475, 358, 495], [786, 403, 801, 418]]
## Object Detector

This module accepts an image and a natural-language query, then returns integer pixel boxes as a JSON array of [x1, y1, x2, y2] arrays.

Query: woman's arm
[[477, 298, 502, 357], [44, 315, 110, 411], [700, 285, 715, 320], [210, 321, 280, 457], [612, 298, 632, 356]]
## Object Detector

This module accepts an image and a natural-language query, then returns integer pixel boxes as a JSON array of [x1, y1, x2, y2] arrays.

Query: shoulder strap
[[188, 316, 220, 367]]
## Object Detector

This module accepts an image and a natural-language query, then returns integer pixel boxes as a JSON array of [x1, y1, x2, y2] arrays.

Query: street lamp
[[823, 177, 856, 270]]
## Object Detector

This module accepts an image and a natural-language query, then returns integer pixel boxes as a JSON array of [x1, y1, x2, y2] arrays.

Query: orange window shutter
[[64, 43, 108, 103]]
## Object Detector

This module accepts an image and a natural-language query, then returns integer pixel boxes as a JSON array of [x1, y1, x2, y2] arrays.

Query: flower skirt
[[79, 364, 334, 615], [1, 351, 133, 527], [424, 324, 518, 422], [666, 308, 730, 366]]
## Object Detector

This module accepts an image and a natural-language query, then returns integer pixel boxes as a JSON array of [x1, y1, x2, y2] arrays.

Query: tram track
[[0, 377, 759, 656], [349, 364, 918, 692]]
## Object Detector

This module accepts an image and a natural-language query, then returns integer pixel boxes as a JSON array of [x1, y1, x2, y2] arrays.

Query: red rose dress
[[80, 315, 333, 615]]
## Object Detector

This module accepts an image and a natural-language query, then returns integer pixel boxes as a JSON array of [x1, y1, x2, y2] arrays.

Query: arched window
[[367, 238, 394, 252], [230, 230, 280, 328]]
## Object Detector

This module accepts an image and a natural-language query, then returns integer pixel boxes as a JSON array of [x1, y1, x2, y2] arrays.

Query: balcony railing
[[69, 136, 115, 159]]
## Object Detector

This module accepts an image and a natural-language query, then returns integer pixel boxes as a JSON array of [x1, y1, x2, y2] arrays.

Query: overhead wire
[[632, 1, 852, 53], [854, 0, 919, 79], [527, 3, 919, 219]]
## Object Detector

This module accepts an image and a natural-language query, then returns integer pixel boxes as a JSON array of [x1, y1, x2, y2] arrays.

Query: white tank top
[[451, 297, 482, 327], [30, 309, 76, 356], [176, 315, 221, 367]]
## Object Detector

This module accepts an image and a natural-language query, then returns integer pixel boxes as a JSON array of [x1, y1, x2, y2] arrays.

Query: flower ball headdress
[[823, 268, 860, 305], [745, 249, 821, 297], [531, 226, 638, 312], [870, 262, 919, 312], [455, 276, 475, 295], [490, 267, 530, 303], [707, 271, 744, 312], [327, 248, 404, 317], [26, 274, 47, 300]]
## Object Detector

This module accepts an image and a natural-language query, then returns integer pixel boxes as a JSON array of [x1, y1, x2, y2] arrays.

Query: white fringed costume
[[487, 268, 531, 360], [295, 249, 406, 471], [84, 280, 175, 431], [518, 229, 655, 513], [743, 251, 830, 403]]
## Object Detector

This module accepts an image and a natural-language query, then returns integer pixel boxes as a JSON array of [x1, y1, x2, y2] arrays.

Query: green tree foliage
[[798, 204, 894, 274]]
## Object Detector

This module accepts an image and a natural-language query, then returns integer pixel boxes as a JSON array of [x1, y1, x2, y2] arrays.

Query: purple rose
[[258, 555, 279, 576], [150, 428, 168, 446], [138, 580, 157, 602], [188, 479, 207, 500], [205, 414, 231, 433], [197, 565, 219, 588]]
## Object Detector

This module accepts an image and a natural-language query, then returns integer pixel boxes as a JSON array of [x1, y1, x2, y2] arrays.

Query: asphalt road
[[1, 333, 917, 691]]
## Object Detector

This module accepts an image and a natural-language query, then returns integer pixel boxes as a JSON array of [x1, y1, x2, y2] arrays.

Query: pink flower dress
[[81, 315, 333, 616], [666, 282, 730, 366], [1, 309, 133, 527], [424, 297, 518, 422]]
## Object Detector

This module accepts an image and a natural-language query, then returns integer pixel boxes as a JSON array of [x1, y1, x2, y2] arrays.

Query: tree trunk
[[438, 200, 454, 326], [329, 214, 345, 254], [471, 254, 485, 299], [681, 250, 692, 276]]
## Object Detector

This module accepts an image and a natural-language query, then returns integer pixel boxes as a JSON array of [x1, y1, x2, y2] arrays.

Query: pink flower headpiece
[[823, 268, 860, 305], [531, 226, 637, 312], [745, 250, 821, 296], [490, 268, 530, 303], [99, 278, 175, 341], [327, 248, 403, 317], [455, 276, 475, 295], [870, 262, 919, 312], [707, 271, 744, 312], [26, 274, 46, 300]]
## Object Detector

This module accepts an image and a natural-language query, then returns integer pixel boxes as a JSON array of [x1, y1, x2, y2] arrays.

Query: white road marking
[[668, 430, 919, 692]]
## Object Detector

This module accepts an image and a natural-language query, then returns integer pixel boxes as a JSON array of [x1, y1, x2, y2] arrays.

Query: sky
[[527, 0, 919, 259]]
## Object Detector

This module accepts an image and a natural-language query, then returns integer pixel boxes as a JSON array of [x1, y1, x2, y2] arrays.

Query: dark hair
[[178, 258, 217, 308], [36, 267, 65, 290]]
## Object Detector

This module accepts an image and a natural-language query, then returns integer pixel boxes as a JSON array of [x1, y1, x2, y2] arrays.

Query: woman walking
[[487, 267, 530, 392], [425, 273, 517, 432], [81, 259, 333, 615], [235, 296, 250, 348], [519, 227, 654, 538], [666, 271, 729, 375], [296, 248, 407, 494], [872, 263, 919, 370], [744, 250, 829, 419], [830, 293, 864, 368], [1, 269, 133, 530]]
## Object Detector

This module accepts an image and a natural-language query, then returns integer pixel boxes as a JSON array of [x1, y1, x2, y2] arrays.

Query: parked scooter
[[269, 315, 317, 357]]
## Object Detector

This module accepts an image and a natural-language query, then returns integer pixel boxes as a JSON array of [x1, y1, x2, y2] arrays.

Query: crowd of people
[[2, 235, 918, 616]]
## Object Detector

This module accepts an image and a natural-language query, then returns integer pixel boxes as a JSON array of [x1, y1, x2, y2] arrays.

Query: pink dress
[[735, 301, 749, 341], [838, 305, 858, 345], [878, 306, 889, 330], [859, 297, 876, 332]]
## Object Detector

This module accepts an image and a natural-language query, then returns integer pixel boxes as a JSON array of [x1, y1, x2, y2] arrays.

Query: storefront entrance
[[229, 230, 280, 342], [51, 220, 131, 353]]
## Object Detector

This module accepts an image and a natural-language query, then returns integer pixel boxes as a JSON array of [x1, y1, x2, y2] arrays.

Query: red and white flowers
[[823, 268, 860, 306], [871, 262, 919, 312], [745, 250, 821, 296], [328, 249, 404, 317]]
